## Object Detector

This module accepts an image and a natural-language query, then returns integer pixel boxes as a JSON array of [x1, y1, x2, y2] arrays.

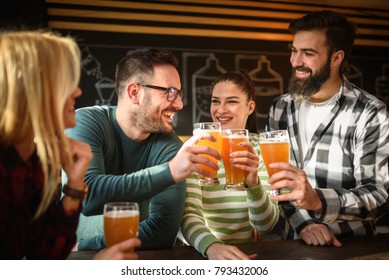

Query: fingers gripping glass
[[137, 83, 184, 102]]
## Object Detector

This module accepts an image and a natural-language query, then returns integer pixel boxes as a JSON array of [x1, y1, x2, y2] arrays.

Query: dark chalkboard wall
[[73, 31, 389, 135], [74, 32, 294, 133], [2, 0, 389, 135]]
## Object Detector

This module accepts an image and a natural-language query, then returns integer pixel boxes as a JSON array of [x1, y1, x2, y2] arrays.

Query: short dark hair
[[115, 48, 179, 96], [289, 10, 356, 62]]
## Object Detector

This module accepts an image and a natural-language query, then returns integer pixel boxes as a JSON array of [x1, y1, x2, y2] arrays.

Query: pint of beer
[[221, 129, 249, 190], [259, 130, 290, 176], [104, 202, 139, 251], [193, 122, 222, 186]]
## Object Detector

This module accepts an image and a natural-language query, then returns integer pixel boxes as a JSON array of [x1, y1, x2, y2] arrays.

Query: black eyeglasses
[[137, 83, 184, 102]]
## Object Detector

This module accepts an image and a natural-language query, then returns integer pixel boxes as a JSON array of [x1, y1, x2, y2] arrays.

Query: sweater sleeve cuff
[[199, 236, 223, 258], [78, 234, 105, 251], [245, 184, 265, 201]]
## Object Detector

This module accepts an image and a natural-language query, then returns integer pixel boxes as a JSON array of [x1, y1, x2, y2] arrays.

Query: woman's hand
[[229, 142, 259, 187], [206, 243, 257, 260], [61, 137, 92, 189], [61, 137, 93, 213]]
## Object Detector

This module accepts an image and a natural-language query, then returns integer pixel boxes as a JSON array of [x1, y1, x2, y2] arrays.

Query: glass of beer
[[193, 122, 222, 186], [104, 202, 139, 251], [222, 129, 249, 191], [259, 130, 291, 195]]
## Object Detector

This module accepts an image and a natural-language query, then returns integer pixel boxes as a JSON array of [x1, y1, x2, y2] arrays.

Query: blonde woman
[[0, 31, 140, 259]]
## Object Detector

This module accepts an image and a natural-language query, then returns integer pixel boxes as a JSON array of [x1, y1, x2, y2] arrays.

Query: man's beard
[[288, 56, 331, 101], [131, 91, 174, 134]]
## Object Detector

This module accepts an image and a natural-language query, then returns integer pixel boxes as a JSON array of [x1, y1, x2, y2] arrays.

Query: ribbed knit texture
[[181, 133, 279, 257]]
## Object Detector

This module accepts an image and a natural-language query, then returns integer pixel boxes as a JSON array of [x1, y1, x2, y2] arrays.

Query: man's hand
[[268, 162, 322, 211], [300, 224, 342, 247], [169, 134, 221, 182], [93, 238, 141, 260]]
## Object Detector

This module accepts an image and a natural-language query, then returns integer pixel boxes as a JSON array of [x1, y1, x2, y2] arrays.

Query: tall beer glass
[[104, 202, 139, 251], [222, 129, 249, 190], [259, 130, 291, 195], [193, 122, 222, 186]]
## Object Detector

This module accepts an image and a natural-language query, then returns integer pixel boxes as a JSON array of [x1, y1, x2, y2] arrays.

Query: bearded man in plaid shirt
[[267, 10, 389, 247]]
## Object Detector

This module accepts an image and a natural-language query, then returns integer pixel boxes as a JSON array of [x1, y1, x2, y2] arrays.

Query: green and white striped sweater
[[181, 133, 279, 257]]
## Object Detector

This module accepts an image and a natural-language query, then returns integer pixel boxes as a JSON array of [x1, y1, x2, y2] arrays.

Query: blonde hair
[[0, 30, 81, 218]]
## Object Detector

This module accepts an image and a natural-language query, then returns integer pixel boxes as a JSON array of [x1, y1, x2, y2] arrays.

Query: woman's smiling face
[[210, 81, 255, 130]]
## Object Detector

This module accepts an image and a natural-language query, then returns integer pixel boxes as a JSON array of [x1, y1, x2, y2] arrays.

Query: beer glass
[[259, 130, 291, 196], [104, 202, 139, 251], [221, 129, 249, 191], [193, 122, 222, 186]]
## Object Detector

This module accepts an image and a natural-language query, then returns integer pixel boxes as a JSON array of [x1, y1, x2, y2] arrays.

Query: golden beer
[[259, 130, 291, 196], [195, 130, 222, 178], [221, 129, 249, 189], [104, 202, 139, 252], [259, 142, 290, 176], [193, 122, 222, 186], [259, 130, 290, 176]]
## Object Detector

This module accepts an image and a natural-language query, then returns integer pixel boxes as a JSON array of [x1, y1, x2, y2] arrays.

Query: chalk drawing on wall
[[95, 77, 116, 105], [81, 47, 102, 80], [192, 54, 226, 122], [81, 47, 116, 106], [236, 54, 283, 130], [182, 52, 226, 124], [182, 52, 286, 130]]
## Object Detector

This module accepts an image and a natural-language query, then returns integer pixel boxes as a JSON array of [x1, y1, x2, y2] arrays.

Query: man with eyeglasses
[[64, 48, 220, 251]]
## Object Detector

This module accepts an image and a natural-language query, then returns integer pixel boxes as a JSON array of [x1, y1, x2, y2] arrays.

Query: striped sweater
[[181, 133, 279, 257]]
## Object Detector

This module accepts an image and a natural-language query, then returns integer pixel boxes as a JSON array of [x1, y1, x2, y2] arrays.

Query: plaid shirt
[[0, 147, 80, 259], [268, 79, 389, 239]]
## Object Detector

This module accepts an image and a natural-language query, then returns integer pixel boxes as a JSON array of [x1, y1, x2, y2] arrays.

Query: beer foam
[[222, 135, 248, 139], [193, 129, 220, 135], [260, 140, 289, 143], [105, 210, 139, 218]]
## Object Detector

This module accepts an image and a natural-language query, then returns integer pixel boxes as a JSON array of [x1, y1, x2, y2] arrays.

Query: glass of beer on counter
[[259, 130, 291, 196], [193, 122, 222, 186], [222, 129, 249, 190], [104, 202, 139, 251]]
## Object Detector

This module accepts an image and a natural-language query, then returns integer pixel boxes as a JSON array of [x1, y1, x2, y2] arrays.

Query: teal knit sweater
[[65, 106, 186, 250]]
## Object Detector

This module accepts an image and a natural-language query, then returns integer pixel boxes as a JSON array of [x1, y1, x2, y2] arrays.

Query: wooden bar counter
[[68, 232, 389, 260]]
